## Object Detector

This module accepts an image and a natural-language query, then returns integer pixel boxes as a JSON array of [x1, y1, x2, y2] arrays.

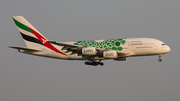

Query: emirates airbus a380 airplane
[[9, 16, 171, 66]]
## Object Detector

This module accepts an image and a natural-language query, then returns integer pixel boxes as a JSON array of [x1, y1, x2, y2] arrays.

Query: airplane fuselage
[[20, 38, 170, 60]]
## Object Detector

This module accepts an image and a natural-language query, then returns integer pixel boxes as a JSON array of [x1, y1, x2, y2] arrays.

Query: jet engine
[[103, 50, 118, 59], [82, 47, 97, 55]]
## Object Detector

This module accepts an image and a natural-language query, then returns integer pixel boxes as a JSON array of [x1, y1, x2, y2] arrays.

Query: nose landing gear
[[158, 58, 162, 62], [158, 54, 163, 62], [85, 60, 104, 66]]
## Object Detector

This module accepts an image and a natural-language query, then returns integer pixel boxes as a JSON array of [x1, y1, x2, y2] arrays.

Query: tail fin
[[12, 16, 47, 47]]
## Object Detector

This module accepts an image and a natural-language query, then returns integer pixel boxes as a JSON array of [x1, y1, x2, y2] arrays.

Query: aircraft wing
[[48, 41, 129, 56], [47, 41, 108, 50], [47, 41, 85, 55], [9, 46, 42, 52], [47, 41, 85, 50], [48, 40, 108, 50], [47, 41, 80, 47]]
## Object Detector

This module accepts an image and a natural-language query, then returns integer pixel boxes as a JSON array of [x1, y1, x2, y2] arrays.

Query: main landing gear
[[85, 60, 104, 66], [158, 54, 163, 62]]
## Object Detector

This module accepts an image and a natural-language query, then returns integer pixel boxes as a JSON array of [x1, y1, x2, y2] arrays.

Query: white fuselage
[[20, 38, 170, 60]]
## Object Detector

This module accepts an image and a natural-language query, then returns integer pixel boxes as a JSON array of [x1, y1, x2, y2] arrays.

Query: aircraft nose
[[166, 45, 171, 53]]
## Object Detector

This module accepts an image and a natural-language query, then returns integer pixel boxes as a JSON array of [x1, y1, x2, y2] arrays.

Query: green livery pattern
[[74, 39, 126, 51]]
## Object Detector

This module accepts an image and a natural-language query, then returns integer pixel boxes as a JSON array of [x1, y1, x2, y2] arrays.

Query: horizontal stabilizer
[[9, 46, 42, 52]]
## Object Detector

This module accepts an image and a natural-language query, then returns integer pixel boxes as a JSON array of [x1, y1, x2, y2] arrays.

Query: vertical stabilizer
[[12, 16, 47, 47]]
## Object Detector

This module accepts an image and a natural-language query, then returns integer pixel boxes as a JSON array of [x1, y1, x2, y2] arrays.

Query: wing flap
[[9, 46, 42, 52]]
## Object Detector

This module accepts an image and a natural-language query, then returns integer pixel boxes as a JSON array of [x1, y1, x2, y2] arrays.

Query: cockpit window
[[162, 44, 166, 45]]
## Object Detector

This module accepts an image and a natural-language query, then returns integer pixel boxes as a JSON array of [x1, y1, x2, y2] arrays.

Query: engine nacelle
[[114, 57, 127, 61], [103, 50, 118, 59], [82, 47, 97, 55]]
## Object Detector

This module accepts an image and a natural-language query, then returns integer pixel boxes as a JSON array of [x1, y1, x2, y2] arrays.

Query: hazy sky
[[0, 0, 180, 101]]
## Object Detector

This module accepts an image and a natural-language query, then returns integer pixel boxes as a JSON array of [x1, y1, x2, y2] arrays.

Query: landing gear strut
[[158, 54, 162, 62], [85, 60, 104, 66]]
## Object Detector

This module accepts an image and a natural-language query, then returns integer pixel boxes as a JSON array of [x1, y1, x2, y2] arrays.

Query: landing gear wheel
[[92, 61, 97, 66], [158, 54, 163, 62], [84, 60, 104, 66], [100, 63, 104, 66], [85, 62, 89, 65], [158, 59, 162, 62]]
